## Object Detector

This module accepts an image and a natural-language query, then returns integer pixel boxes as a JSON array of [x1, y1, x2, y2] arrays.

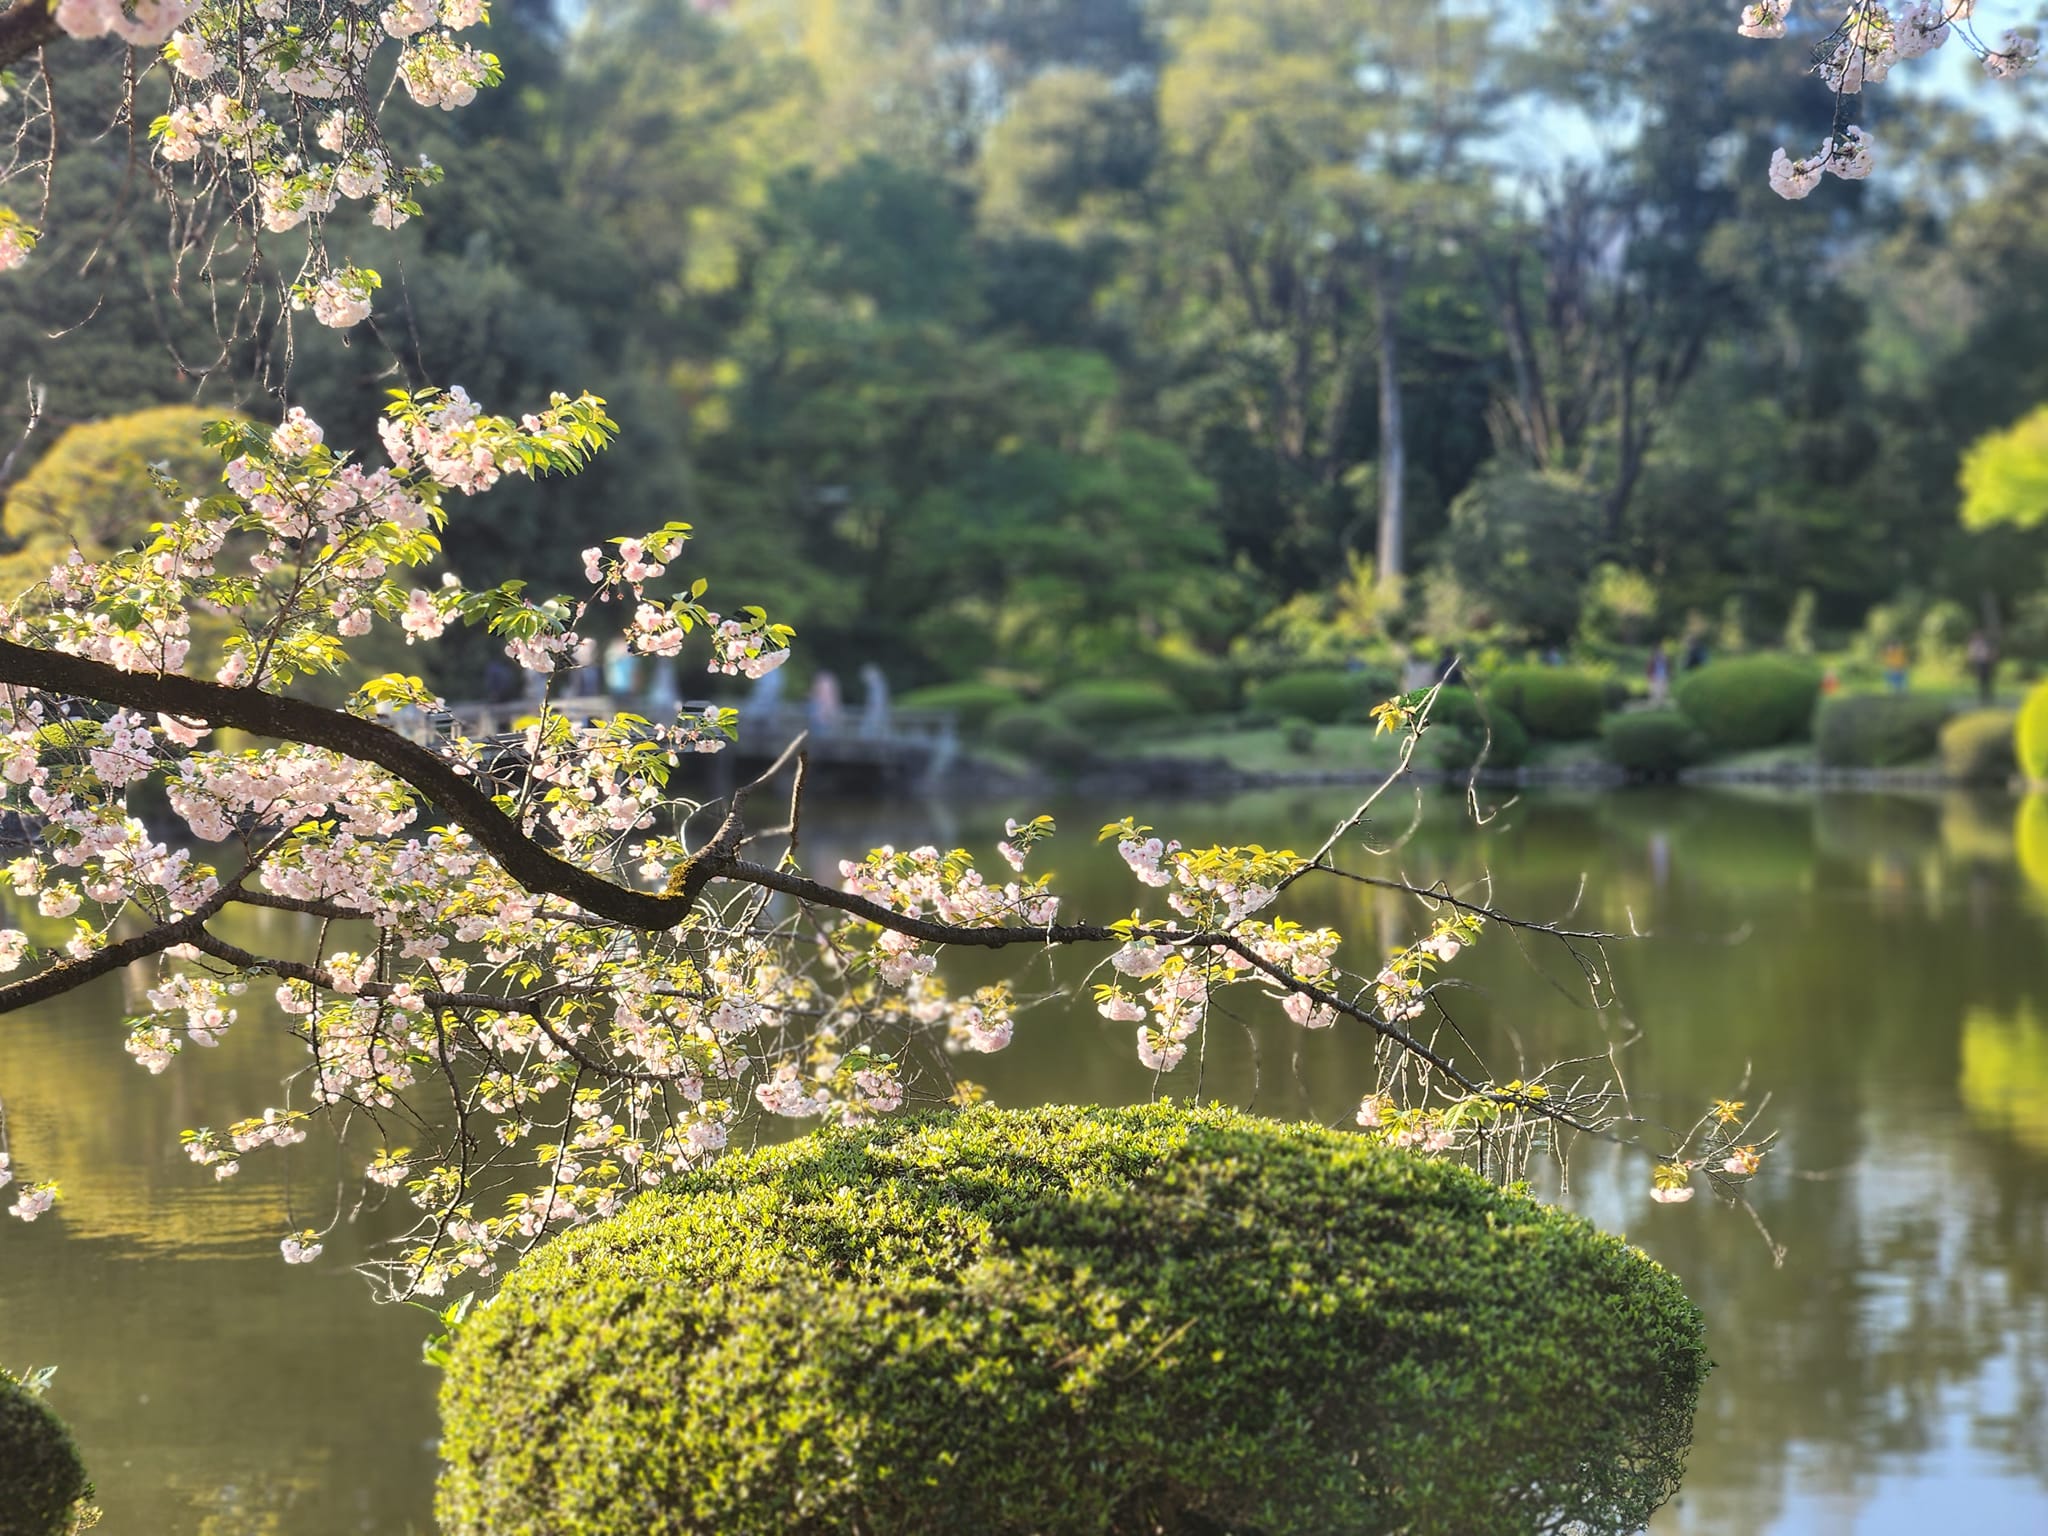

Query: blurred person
[[1883, 640, 1909, 694], [647, 654, 680, 713], [859, 663, 890, 737], [1647, 643, 1671, 705], [749, 661, 786, 719], [1968, 629, 1997, 703], [603, 636, 638, 698], [809, 669, 843, 735], [1400, 647, 1434, 693], [573, 634, 602, 698]]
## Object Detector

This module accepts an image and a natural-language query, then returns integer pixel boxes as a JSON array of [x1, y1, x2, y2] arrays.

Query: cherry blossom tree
[[0, 381, 1775, 1283], [0, 0, 1779, 1284], [0, 0, 495, 324], [1747, 2, 2038, 199]]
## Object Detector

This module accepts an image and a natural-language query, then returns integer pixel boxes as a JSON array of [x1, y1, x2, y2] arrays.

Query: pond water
[[4, 784, 2048, 1535]]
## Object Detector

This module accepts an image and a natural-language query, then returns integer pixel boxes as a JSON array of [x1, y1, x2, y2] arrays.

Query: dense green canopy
[[5, 0, 2048, 683]]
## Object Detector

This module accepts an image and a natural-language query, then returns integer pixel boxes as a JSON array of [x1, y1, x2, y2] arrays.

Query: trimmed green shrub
[[1, 405, 241, 602], [1814, 694, 1955, 769], [1044, 679, 1186, 732], [1485, 666, 1607, 741], [1422, 686, 1530, 771], [2021, 796, 2048, 899], [1243, 669, 1365, 725], [1601, 711, 1705, 781], [1282, 717, 1316, 755], [984, 705, 1092, 764], [1142, 656, 1240, 716], [0, 1372, 91, 1536], [439, 1104, 1707, 1536], [1673, 656, 1822, 753], [2022, 681, 2048, 783], [897, 682, 1023, 732], [1940, 709, 2019, 786]]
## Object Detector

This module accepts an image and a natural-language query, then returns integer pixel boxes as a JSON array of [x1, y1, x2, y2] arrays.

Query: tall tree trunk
[[1372, 268, 1406, 590]]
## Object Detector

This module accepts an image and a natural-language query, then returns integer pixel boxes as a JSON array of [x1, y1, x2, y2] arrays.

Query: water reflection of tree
[[1561, 791, 2048, 1532], [1091, 785, 2048, 1533]]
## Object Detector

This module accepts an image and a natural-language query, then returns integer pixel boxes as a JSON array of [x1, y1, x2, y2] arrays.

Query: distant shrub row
[[916, 661, 2048, 784]]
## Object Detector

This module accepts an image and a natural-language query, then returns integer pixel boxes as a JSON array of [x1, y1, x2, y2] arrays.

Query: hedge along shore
[[1051, 753, 2039, 798]]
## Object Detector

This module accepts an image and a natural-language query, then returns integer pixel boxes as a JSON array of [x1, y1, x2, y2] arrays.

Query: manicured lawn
[[1110, 723, 1407, 776]]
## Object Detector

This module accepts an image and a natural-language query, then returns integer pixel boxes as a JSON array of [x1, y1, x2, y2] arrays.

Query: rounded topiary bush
[[1422, 686, 1530, 771], [1814, 693, 1955, 769], [1601, 711, 1705, 781], [1143, 656, 1241, 715], [2021, 680, 2048, 783], [0, 1373, 91, 1536], [0, 405, 241, 602], [896, 682, 1024, 731], [1485, 666, 1607, 741], [983, 704, 1092, 764], [1940, 709, 2019, 786], [2020, 796, 2048, 900], [1244, 670, 1372, 725], [439, 1104, 1705, 1536], [1044, 679, 1187, 733], [1673, 656, 1822, 753]]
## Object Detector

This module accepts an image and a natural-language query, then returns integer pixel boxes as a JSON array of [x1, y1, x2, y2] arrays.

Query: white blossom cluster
[[0, 0, 499, 320], [1748, 2, 2037, 200]]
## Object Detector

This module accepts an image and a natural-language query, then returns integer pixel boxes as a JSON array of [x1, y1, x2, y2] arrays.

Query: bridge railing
[[419, 696, 959, 778]]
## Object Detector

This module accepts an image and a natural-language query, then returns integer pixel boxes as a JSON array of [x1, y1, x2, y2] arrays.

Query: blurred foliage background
[[7, 0, 2048, 697]]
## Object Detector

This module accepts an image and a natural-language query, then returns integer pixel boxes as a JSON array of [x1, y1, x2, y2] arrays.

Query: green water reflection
[[4, 787, 2048, 1534]]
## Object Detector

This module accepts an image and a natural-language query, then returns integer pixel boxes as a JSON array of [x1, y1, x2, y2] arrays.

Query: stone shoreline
[[962, 751, 2038, 799]]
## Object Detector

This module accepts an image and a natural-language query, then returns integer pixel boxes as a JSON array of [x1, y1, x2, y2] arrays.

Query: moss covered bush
[[1940, 709, 2020, 785], [896, 682, 1024, 731], [1245, 670, 1378, 725], [1672, 656, 1822, 753], [1484, 666, 1607, 741], [1601, 711, 1705, 781], [0, 1372, 91, 1536], [1814, 693, 1955, 769], [1421, 687, 1530, 771], [439, 1104, 1705, 1536], [1044, 679, 1187, 732], [2021, 680, 2048, 783]]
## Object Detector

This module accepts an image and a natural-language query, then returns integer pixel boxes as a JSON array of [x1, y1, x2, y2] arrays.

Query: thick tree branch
[[0, 880, 238, 1010], [0, 641, 1599, 1135], [0, 637, 693, 928], [0, 0, 60, 75]]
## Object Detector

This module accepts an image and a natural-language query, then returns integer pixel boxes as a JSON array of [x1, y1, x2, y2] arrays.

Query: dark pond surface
[[4, 784, 2048, 1534]]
